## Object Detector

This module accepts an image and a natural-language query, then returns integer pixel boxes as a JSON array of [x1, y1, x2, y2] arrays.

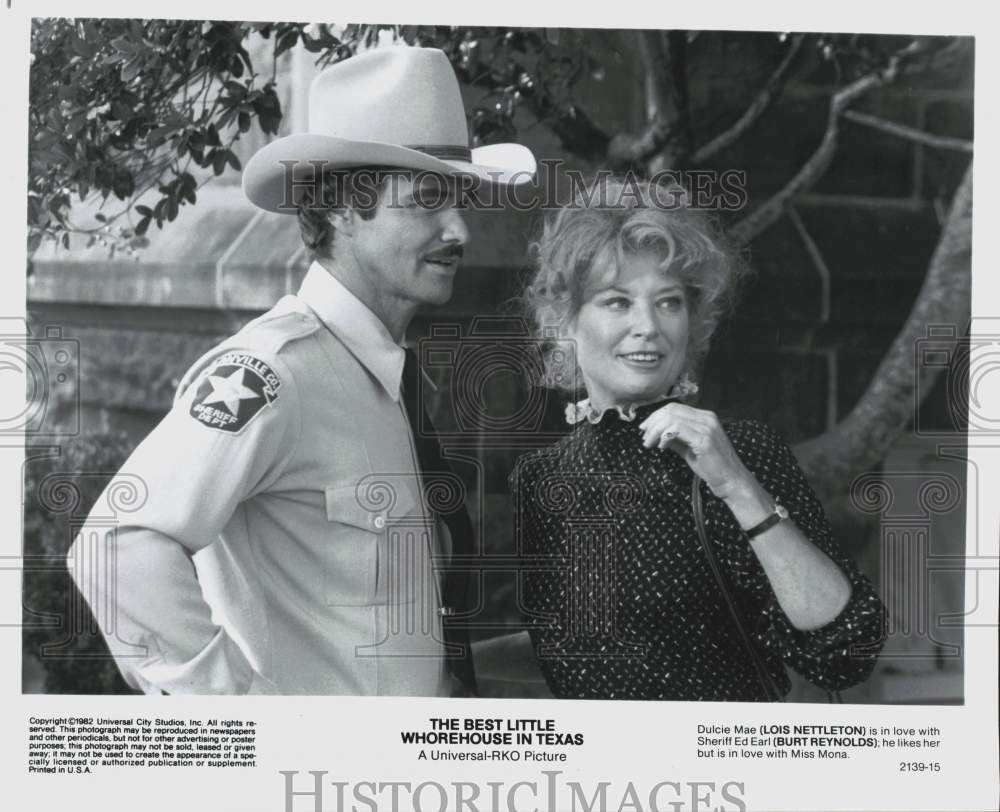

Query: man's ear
[[327, 208, 354, 237]]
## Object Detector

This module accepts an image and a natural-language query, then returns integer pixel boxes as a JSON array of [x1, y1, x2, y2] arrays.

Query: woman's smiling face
[[567, 250, 690, 411]]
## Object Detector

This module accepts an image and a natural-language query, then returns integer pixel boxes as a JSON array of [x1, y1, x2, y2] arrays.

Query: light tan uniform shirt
[[68, 263, 450, 695]]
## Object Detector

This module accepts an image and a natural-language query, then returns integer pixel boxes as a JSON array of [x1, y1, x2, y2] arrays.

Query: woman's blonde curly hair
[[523, 177, 747, 392]]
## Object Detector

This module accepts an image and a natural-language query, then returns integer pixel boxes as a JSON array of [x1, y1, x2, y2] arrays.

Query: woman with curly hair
[[513, 178, 885, 701]]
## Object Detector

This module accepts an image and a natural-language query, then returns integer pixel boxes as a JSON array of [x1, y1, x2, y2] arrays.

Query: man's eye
[[410, 189, 456, 209]]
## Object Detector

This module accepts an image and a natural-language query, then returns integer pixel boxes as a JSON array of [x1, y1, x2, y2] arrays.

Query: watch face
[[775, 504, 790, 520]]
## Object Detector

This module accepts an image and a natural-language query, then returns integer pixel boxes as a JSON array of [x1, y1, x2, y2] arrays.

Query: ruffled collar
[[564, 376, 699, 425]]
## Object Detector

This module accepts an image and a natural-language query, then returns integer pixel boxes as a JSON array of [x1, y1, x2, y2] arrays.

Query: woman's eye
[[602, 297, 630, 310], [658, 296, 684, 310]]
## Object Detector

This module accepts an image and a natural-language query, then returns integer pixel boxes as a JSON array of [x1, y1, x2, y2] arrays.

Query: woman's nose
[[630, 302, 661, 337]]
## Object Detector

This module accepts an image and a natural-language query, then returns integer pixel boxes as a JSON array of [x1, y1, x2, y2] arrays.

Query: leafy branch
[[28, 19, 293, 259]]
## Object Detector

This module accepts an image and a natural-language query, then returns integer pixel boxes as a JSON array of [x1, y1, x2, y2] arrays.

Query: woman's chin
[[603, 385, 674, 408], [622, 376, 679, 403]]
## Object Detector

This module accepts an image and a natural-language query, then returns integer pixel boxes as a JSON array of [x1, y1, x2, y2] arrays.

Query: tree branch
[[521, 93, 611, 165], [793, 163, 973, 499], [692, 34, 805, 165], [607, 30, 692, 169], [728, 40, 928, 247], [843, 109, 973, 153]]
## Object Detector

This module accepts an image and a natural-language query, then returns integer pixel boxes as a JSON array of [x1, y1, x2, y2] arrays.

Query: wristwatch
[[744, 501, 789, 539]]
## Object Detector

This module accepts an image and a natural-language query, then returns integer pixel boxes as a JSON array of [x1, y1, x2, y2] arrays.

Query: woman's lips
[[618, 352, 664, 367]]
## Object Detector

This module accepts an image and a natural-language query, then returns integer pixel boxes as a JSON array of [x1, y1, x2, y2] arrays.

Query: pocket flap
[[324, 479, 419, 531]]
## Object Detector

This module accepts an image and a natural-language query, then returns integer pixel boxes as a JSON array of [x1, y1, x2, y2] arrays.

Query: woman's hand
[[639, 404, 852, 630], [638, 403, 761, 504]]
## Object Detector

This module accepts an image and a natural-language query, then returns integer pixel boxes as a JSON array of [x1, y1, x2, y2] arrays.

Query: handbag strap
[[691, 474, 785, 702]]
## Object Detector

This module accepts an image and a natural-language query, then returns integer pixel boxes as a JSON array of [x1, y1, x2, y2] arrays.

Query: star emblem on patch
[[189, 352, 282, 433]]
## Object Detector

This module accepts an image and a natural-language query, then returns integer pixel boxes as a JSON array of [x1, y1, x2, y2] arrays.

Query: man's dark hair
[[296, 166, 396, 257]]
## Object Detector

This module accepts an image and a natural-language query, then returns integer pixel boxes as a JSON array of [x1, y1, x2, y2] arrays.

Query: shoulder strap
[[691, 474, 785, 702]]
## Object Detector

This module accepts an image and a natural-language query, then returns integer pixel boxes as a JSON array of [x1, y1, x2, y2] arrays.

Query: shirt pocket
[[322, 481, 420, 606]]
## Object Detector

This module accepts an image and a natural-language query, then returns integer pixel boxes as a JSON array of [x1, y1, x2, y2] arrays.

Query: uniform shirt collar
[[296, 262, 405, 402]]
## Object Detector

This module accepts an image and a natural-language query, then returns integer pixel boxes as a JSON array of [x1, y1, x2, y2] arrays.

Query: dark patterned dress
[[512, 398, 886, 701]]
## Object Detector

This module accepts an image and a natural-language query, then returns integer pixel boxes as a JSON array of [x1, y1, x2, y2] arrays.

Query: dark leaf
[[110, 35, 139, 56], [122, 58, 143, 83], [135, 205, 153, 217], [109, 101, 131, 122], [258, 113, 281, 135], [70, 35, 95, 59], [147, 125, 175, 146], [135, 216, 151, 237], [27, 230, 44, 258], [111, 170, 135, 200], [237, 46, 253, 73], [275, 29, 299, 57], [225, 150, 241, 171], [302, 33, 326, 53]]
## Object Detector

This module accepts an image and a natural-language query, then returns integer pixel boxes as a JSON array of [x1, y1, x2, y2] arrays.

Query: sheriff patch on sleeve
[[189, 352, 282, 433]]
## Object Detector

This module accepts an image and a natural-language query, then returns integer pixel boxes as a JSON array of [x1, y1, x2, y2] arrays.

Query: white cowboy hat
[[243, 46, 537, 213]]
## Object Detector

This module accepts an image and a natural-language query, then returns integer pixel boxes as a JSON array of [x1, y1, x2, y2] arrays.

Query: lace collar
[[564, 376, 700, 425]]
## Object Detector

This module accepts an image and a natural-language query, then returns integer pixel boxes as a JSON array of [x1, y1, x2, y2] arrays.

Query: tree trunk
[[792, 164, 973, 501]]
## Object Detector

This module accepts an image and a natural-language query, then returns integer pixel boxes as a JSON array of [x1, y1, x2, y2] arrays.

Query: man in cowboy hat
[[67, 46, 535, 695]]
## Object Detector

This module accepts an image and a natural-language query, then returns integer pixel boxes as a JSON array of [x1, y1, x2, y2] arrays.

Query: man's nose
[[441, 206, 469, 246]]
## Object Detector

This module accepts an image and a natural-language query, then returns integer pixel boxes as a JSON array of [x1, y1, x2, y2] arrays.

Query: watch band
[[744, 502, 789, 539]]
